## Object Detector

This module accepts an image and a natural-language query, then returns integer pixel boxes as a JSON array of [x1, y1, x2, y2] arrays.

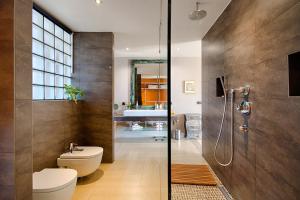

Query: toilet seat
[[33, 168, 77, 193]]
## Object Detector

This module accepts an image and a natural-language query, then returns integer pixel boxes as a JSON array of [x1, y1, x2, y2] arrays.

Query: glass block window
[[32, 9, 73, 100]]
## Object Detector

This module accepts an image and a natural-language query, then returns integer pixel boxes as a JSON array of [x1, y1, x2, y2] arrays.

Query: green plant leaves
[[64, 84, 85, 104]]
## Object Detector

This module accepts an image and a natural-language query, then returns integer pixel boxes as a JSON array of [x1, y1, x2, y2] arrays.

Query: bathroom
[[0, 0, 300, 200]]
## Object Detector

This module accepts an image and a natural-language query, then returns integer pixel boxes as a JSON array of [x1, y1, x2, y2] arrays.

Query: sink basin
[[123, 110, 167, 117]]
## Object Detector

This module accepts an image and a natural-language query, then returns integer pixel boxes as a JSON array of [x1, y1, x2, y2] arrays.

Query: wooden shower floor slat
[[171, 164, 217, 186]]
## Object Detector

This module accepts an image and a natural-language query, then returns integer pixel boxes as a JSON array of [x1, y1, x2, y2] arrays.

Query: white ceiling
[[34, 0, 230, 58]]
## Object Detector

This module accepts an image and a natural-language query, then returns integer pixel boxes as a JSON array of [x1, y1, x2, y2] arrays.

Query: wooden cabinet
[[141, 78, 167, 106]]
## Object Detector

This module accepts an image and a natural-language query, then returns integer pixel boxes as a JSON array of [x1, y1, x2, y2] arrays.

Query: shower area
[[201, 0, 300, 200]]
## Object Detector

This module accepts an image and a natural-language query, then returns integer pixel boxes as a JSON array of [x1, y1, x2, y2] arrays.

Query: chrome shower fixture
[[236, 85, 252, 134], [214, 77, 234, 167], [237, 100, 251, 115], [232, 85, 251, 96], [189, 2, 207, 20], [214, 78, 252, 167]]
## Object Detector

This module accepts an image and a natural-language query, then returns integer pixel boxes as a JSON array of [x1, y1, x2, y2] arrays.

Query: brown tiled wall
[[1, 2, 114, 199], [32, 101, 82, 172], [0, 0, 15, 198], [14, 0, 33, 198], [0, 0, 33, 199], [74, 32, 114, 163], [202, 1, 300, 200], [32, 33, 114, 169]]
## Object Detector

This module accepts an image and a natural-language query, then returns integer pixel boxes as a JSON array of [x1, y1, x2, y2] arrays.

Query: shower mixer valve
[[236, 100, 251, 115], [236, 85, 252, 133], [239, 124, 249, 132], [239, 85, 250, 97]]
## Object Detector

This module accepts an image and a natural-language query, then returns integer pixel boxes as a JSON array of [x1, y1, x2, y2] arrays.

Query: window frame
[[32, 5, 73, 100]]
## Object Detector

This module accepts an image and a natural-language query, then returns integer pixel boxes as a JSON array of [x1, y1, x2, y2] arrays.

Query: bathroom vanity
[[123, 109, 167, 116], [114, 109, 168, 122]]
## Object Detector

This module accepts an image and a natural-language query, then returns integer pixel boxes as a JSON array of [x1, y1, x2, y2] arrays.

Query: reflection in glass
[[131, 62, 167, 107]]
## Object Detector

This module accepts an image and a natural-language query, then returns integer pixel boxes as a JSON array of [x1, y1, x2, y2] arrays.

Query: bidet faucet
[[69, 143, 78, 153]]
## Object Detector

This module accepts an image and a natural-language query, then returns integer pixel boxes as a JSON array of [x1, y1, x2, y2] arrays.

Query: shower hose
[[214, 78, 234, 167]]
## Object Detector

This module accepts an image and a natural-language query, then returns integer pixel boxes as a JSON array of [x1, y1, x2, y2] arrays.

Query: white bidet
[[57, 146, 103, 177]]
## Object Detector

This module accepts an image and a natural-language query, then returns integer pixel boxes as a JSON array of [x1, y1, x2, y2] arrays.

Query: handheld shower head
[[189, 2, 207, 20]]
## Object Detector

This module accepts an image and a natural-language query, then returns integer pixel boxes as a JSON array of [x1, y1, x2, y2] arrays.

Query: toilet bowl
[[57, 146, 103, 177], [33, 168, 77, 200]]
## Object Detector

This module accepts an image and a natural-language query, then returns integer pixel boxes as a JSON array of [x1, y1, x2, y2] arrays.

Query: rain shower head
[[189, 2, 207, 20]]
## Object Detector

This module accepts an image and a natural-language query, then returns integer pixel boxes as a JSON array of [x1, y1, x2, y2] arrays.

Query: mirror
[[130, 60, 167, 108]]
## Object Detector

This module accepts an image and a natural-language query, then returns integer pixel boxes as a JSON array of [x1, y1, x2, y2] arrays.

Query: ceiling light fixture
[[126, 48, 130, 51], [95, 0, 103, 5]]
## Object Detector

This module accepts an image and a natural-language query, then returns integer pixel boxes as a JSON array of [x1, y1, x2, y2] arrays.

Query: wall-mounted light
[[95, 0, 103, 5]]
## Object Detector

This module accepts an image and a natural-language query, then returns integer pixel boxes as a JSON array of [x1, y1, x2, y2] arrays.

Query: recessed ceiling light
[[95, 0, 103, 5]]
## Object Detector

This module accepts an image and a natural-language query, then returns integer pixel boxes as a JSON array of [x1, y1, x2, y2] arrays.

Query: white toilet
[[33, 168, 77, 200], [57, 146, 103, 177]]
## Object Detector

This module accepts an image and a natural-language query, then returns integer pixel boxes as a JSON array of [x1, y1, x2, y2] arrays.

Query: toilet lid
[[60, 146, 103, 159], [33, 168, 77, 193]]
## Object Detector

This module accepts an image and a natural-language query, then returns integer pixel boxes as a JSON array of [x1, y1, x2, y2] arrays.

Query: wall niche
[[288, 51, 300, 96]]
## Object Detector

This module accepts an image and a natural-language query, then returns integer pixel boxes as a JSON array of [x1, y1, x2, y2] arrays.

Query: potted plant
[[64, 84, 84, 104]]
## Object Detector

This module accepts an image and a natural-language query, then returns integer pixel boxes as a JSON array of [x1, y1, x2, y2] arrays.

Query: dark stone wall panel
[[14, 0, 33, 199], [74, 32, 114, 163], [32, 101, 82, 172], [202, 1, 300, 199]]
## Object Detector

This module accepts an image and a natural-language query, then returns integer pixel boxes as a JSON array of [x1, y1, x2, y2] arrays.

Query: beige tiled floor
[[72, 127, 224, 200], [72, 127, 168, 200], [171, 138, 207, 165]]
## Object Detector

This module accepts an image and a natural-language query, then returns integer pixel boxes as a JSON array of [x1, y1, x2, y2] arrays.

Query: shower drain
[[218, 185, 234, 200]]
